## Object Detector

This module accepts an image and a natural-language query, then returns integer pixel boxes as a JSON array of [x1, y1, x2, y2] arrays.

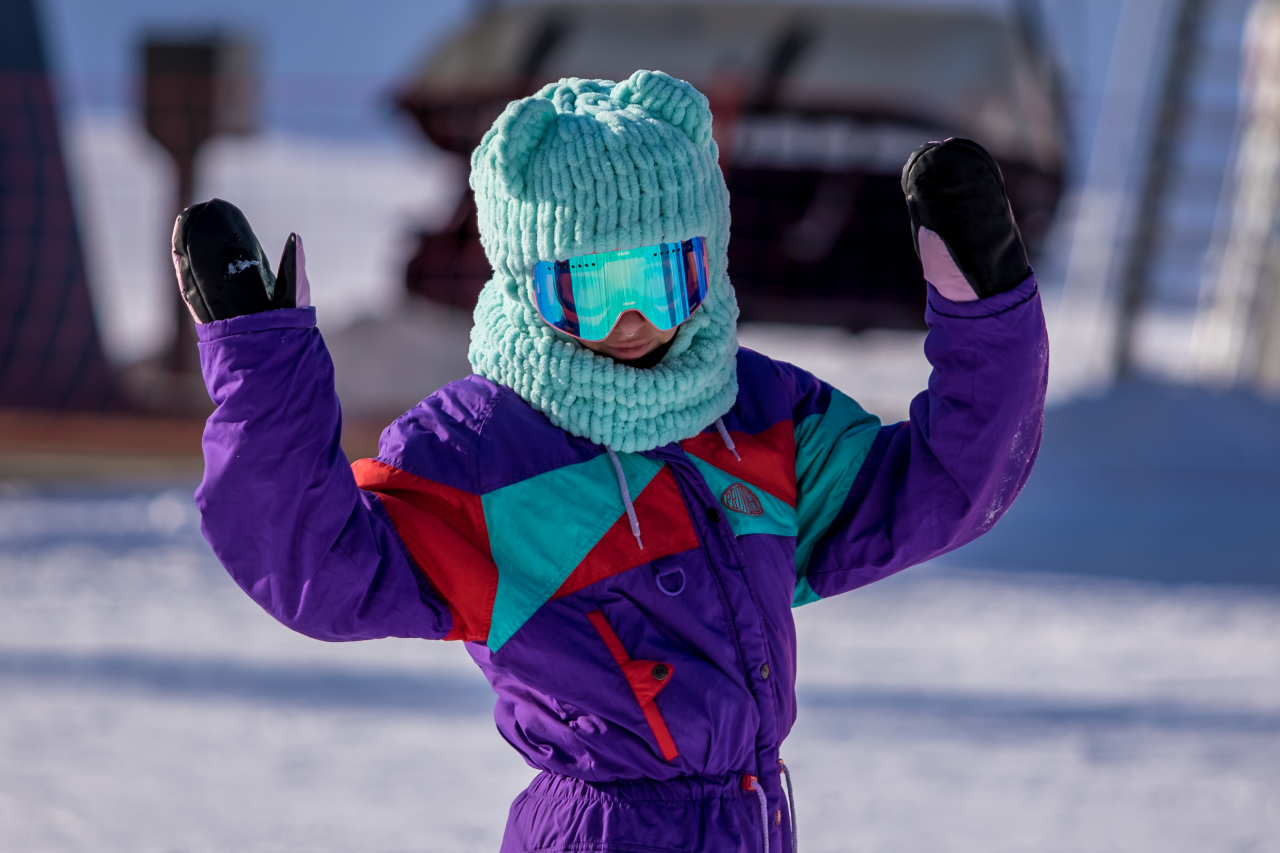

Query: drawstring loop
[[779, 759, 797, 853], [715, 417, 741, 460], [742, 774, 770, 853], [606, 447, 643, 550], [654, 565, 686, 596]]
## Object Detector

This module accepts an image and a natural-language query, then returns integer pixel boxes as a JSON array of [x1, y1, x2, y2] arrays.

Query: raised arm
[[181, 199, 452, 641], [792, 138, 1049, 603]]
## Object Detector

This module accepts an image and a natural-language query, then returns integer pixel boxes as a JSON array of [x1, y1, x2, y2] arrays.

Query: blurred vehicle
[[396, 1, 1067, 330]]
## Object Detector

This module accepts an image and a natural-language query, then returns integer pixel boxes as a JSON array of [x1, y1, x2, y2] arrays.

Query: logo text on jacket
[[721, 483, 764, 516]]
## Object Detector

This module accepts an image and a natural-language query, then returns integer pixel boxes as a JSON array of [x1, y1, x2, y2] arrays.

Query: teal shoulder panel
[[482, 452, 662, 651], [792, 576, 821, 607], [689, 455, 798, 539], [793, 388, 881, 604]]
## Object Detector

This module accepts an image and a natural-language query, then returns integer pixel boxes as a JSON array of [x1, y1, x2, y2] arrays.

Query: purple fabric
[[194, 275, 1047, 852], [377, 375, 493, 494], [806, 274, 1048, 596], [196, 307, 452, 641], [471, 542, 763, 782], [380, 377, 608, 495], [501, 770, 782, 853], [724, 346, 832, 430], [475, 389, 607, 493]]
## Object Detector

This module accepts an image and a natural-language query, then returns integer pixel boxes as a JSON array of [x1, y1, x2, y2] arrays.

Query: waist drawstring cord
[[742, 774, 770, 853], [605, 447, 643, 550], [743, 764, 798, 853], [779, 759, 797, 853]]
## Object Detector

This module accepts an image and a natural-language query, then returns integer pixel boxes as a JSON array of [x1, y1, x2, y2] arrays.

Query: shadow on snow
[[0, 649, 494, 715], [946, 382, 1280, 586]]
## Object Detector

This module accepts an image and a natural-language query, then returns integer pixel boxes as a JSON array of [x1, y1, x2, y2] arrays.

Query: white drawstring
[[606, 447, 643, 550], [715, 417, 741, 460], [779, 759, 797, 853], [605, 419, 734, 552]]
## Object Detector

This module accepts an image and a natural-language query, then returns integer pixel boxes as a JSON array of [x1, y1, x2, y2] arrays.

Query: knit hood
[[467, 71, 738, 453]]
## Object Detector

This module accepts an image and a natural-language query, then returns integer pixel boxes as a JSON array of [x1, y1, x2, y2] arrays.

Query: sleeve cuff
[[926, 271, 1037, 319], [196, 307, 318, 342]]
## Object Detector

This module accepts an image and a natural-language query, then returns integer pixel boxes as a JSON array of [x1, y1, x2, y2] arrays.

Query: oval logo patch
[[721, 483, 764, 516]]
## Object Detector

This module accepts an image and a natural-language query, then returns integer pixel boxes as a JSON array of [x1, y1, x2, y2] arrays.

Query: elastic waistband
[[524, 770, 751, 804]]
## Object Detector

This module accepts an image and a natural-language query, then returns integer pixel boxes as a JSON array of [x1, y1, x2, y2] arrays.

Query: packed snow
[[0, 469, 1276, 852]]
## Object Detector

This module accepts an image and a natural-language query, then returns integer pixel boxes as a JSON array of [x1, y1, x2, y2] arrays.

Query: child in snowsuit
[[177, 71, 1047, 853]]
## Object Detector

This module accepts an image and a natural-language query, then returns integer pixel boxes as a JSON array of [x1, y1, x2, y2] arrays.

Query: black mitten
[[900, 137, 1031, 299], [173, 198, 302, 323]]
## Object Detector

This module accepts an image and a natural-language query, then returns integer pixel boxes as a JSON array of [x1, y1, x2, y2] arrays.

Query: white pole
[[1050, 0, 1182, 399], [1192, 0, 1280, 386]]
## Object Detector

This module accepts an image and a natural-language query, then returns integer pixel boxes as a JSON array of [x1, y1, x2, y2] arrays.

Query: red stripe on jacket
[[553, 465, 700, 600], [352, 458, 497, 643], [681, 419, 797, 506]]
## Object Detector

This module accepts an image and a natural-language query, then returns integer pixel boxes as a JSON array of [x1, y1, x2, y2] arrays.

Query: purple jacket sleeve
[[194, 307, 453, 641], [803, 275, 1048, 598]]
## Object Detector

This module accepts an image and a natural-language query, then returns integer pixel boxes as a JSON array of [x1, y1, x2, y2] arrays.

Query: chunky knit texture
[[467, 71, 738, 453]]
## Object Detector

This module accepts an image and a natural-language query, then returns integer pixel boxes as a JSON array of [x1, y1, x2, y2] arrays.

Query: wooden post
[[141, 36, 256, 380]]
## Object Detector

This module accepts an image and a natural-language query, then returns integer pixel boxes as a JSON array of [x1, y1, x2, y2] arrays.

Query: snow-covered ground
[[1, 468, 1276, 852]]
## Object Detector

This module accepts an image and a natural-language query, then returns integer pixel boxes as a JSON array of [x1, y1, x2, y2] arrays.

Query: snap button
[[759, 663, 770, 679], [652, 663, 670, 681], [706, 506, 722, 523]]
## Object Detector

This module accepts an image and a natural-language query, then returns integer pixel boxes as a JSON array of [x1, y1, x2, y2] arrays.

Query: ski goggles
[[532, 236, 709, 341]]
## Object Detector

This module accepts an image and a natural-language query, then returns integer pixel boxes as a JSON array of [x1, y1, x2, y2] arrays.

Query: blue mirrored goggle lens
[[533, 236, 709, 342]]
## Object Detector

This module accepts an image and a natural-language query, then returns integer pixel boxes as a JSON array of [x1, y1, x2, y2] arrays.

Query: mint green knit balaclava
[[467, 71, 738, 453]]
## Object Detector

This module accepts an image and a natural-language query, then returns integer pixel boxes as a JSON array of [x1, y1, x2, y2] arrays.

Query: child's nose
[[614, 310, 649, 338]]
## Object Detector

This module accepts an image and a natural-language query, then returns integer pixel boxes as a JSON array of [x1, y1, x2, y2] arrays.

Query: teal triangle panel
[[483, 452, 663, 651]]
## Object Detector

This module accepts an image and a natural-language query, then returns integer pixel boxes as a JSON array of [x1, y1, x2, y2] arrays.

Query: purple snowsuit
[[195, 276, 1047, 852]]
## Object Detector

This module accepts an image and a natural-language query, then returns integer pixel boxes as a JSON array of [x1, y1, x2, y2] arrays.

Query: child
[[175, 71, 1047, 853]]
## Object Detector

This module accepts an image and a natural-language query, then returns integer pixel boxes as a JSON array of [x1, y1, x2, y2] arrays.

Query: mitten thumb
[[273, 232, 311, 311]]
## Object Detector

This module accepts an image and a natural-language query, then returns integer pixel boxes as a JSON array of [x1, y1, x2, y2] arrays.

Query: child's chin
[[604, 342, 658, 361]]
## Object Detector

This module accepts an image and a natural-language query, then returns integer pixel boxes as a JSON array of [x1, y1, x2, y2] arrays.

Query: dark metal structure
[[396, 2, 1068, 330], [1114, 0, 1210, 377], [0, 0, 114, 409], [141, 35, 256, 375]]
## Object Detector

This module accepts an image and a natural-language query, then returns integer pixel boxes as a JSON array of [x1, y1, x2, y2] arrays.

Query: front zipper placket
[[645, 440, 783, 845], [645, 443, 789, 852], [644, 448, 755, 692]]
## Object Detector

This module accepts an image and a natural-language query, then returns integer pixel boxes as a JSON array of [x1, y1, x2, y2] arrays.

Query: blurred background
[[1, 0, 1278, 850]]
